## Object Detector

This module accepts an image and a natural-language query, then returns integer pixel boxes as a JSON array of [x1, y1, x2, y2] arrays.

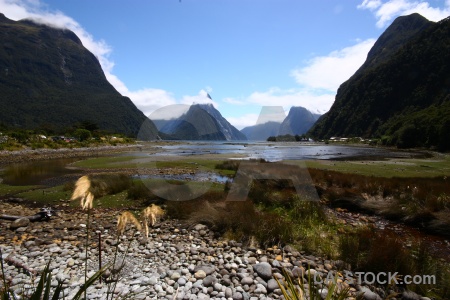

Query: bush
[[73, 128, 92, 142]]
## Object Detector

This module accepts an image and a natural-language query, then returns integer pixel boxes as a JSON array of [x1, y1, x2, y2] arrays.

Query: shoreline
[[0, 144, 142, 166]]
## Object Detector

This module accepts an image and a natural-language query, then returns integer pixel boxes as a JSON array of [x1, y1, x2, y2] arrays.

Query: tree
[[396, 124, 418, 149], [74, 129, 91, 141], [438, 120, 450, 151]]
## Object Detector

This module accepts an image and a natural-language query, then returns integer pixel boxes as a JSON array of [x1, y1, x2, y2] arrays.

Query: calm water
[[0, 158, 79, 186], [131, 141, 423, 161], [0, 142, 423, 186]]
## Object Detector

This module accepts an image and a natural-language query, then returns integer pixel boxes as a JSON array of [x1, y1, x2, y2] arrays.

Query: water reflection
[[1, 158, 79, 186], [131, 142, 423, 161]]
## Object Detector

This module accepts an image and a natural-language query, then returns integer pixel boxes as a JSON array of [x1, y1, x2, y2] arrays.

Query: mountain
[[156, 103, 247, 141], [241, 121, 281, 141], [309, 13, 450, 150], [278, 106, 321, 136], [240, 106, 320, 140], [0, 14, 158, 138]]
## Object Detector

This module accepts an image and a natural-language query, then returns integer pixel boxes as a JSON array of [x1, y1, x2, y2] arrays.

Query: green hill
[[0, 14, 158, 138], [309, 13, 450, 150]]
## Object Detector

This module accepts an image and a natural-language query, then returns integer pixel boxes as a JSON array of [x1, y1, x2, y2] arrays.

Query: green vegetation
[[309, 14, 450, 151], [0, 14, 158, 137], [267, 134, 309, 142], [303, 155, 450, 178], [275, 267, 360, 300], [0, 183, 39, 195], [0, 127, 137, 152], [1, 155, 449, 298]]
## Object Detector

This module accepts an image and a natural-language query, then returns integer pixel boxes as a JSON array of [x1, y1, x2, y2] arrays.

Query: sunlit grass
[[0, 183, 39, 196], [15, 185, 71, 204], [302, 154, 450, 178], [71, 156, 137, 169]]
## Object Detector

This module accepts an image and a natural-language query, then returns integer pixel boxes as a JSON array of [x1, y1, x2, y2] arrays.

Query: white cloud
[[180, 89, 219, 107], [228, 38, 376, 118], [225, 114, 260, 130], [223, 97, 247, 105], [246, 88, 335, 115], [149, 104, 190, 120], [291, 39, 376, 92], [358, 0, 450, 28]]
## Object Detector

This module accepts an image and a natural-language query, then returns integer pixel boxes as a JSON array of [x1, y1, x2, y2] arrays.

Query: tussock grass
[[309, 168, 450, 236], [117, 211, 142, 235]]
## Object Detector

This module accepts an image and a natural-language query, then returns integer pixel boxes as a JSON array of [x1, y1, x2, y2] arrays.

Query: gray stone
[[252, 262, 272, 281], [402, 291, 421, 300], [194, 265, 215, 275], [254, 283, 267, 294], [266, 279, 279, 292], [197, 292, 210, 299], [358, 287, 382, 300], [202, 275, 217, 287], [177, 277, 186, 286], [193, 224, 208, 231], [233, 292, 243, 300], [213, 282, 222, 292], [148, 275, 158, 285], [10, 217, 30, 229], [170, 272, 181, 280], [225, 287, 233, 298], [241, 276, 253, 285]]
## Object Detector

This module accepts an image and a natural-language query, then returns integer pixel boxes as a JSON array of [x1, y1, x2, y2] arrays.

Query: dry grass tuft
[[141, 204, 165, 237], [117, 211, 142, 235], [71, 175, 95, 210]]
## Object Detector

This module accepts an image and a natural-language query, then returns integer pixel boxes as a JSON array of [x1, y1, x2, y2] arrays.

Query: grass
[[302, 154, 450, 178], [0, 183, 39, 196], [15, 185, 71, 205], [71, 156, 138, 169], [72, 155, 239, 176]]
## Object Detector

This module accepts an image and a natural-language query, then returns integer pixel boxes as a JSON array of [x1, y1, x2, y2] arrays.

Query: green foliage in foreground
[[275, 268, 361, 300]]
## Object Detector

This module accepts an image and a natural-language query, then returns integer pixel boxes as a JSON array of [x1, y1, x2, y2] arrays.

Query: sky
[[1, 0, 450, 129]]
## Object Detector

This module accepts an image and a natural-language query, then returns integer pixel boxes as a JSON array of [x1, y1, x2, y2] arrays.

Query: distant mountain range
[[5, 12, 449, 149], [154, 103, 247, 141], [0, 13, 158, 138], [241, 106, 320, 140], [241, 121, 282, 141], [309, 13, 450, 150]]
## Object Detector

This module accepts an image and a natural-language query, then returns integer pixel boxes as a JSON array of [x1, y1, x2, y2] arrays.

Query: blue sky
[[1, 0, 450, 129]]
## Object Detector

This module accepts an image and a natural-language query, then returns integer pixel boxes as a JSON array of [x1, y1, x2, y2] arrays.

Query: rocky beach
[[0, 201, 431, 300]]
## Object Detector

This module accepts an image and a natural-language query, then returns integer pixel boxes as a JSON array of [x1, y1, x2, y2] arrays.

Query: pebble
[[0, 202, 396, 300]]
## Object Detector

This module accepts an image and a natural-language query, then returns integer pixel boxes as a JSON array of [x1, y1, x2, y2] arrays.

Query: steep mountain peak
[[279, 106, 320, 136], [361, 13, 433, 72], [157, 103, 246, 140], [0, 14, 158, 137], [309, 12, 450, 150]]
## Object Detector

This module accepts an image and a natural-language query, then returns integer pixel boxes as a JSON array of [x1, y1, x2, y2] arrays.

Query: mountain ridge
[[0, 14, 158, 138], [155, 103, 246, 141], [309, 13, 450, 150]]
